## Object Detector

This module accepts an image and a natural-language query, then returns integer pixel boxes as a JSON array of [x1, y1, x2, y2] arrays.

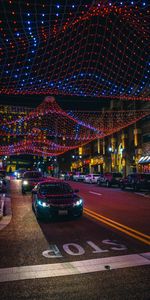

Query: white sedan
[[84, 174, 100, 184]]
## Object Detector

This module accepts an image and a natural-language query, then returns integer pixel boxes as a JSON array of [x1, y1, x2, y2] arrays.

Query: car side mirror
[[74, 189, 79, 193]]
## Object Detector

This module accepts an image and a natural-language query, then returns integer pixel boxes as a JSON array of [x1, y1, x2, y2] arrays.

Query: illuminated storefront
[[138, 156, 150, 173]]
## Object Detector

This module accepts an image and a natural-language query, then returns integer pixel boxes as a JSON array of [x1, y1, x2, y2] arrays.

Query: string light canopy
[[0, 97, 149, 156], [0, 1, 149, 100]]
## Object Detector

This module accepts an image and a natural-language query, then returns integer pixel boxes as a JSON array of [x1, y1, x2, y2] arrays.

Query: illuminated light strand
[[0, 97, 149, 156], [0, 1, 149, 98]]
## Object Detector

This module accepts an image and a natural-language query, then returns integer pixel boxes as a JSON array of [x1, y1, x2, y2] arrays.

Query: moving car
[[32, 180, 83, 220], [97, 172, 123, 187], [14, 169, 26, 179], [120, 173, 150, 191], [21, 171, 44, 194]]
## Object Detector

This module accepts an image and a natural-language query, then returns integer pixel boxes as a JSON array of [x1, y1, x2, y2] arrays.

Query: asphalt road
[[0, 178, 150, 300]]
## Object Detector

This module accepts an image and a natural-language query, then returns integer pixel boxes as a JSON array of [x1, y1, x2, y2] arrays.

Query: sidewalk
[[135, 191, 150, 198], [0, 194, 12, 231]]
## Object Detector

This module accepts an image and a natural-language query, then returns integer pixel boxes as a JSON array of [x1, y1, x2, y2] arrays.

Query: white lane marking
[[89, 191, 102, 196], [0, 252, 149, 282]]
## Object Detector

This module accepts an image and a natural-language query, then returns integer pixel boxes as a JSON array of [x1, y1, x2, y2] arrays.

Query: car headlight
[[14, 172, 17, 176], [0, 180, 3, 184], [74, 199, 83, 206], [37, 200, 50, 207], [23, 180, 28, 185]]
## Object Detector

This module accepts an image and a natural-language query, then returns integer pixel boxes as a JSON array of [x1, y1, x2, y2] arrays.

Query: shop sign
[[91, 156, 104, 165]]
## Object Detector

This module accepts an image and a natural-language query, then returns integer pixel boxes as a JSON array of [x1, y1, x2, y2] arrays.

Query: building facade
[[71, 102, 150, 175]]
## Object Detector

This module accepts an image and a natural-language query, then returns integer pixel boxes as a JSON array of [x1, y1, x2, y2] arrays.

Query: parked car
[[21, 171, 44, 194], [14, 169, 26, 179], [120, 173, 150, 191], [97, 172, 123, 187], [84, 174, 100, 184], [0, 170, 6, 179], [73, 172, 86, 182], [32, 180, 83, 220], [0, 177, 7, 193]]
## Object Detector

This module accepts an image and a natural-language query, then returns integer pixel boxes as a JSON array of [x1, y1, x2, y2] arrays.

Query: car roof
[[37, 179, 70, 185], [38, 178, 70, 186], [24, 171, 41, 174], [23, 171, 43, 177]]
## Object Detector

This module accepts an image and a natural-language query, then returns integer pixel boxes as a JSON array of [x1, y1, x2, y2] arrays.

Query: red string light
[[0, 96, 149, 156]]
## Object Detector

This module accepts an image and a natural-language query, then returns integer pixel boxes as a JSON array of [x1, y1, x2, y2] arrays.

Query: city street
[[0, 1, 149, 299], [0, 178, 149, 300]]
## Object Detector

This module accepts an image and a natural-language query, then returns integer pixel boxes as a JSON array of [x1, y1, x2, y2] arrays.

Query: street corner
[[0, 195, 12, 231], [144, 191, 150, 198]]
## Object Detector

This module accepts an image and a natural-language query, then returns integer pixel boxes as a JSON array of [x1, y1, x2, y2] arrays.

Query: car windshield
[[23, 172, 42, 179], [39, 183, 73, 195], [17, 170, 26, 174]]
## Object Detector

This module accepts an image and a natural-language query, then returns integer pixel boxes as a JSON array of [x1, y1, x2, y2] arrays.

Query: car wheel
[[134, 184, 140, 192], [121, 184, 125, 190], [32, 201, 35, 211], [35, 206, 42, 221], [74, 211, 83, 218]]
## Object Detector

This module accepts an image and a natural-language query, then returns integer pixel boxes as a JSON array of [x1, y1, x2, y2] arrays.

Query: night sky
[[0, 94, 111, 111]]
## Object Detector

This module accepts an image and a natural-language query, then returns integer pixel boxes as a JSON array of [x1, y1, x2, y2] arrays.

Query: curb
[[0, 196, 5, 219], [0, 195, 12, 231], [135, 192, 150, 198]]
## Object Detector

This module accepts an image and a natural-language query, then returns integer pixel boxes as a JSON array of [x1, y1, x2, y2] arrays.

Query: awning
[[138, 156, 150, 164]]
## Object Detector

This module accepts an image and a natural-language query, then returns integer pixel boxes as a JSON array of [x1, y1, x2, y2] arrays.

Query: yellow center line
[[84, 207, 150, 240], [84, 207, 150, 246]]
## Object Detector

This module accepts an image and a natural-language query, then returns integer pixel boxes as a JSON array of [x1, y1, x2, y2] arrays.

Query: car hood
[[23, 178, 44, 182], [39, 193, 79, 205]]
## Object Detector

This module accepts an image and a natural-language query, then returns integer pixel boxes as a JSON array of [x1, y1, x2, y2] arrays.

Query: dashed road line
[[89, 191, 102, 196]]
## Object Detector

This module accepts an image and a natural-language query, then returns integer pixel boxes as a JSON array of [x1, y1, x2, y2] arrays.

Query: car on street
[[0, 177, 7, 193], [14, 169, 26, 179], [0, 170, 7, 179], [32, 180, 83, 220], [84, 174, 100, 184], [97, 172, 123, 187], [73, 172, 86, 182], [21, 171, 44, 194], [0, 170, 7, 193], [120, 173, 150, 191]]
